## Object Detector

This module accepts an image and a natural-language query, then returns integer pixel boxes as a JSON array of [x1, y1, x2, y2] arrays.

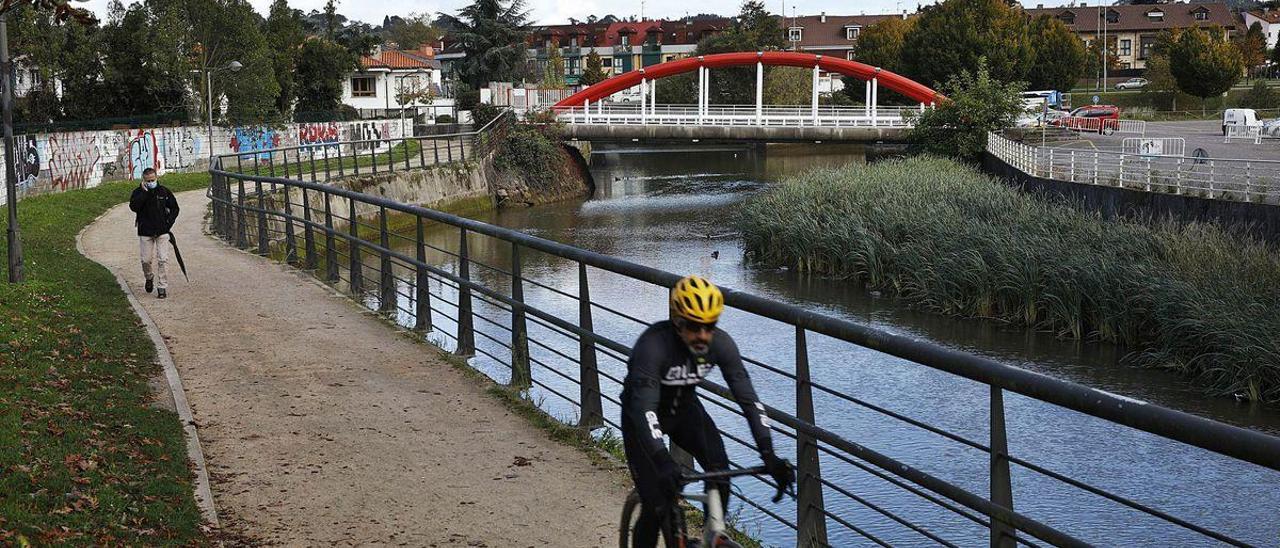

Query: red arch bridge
[[551, 51, 943, 142]]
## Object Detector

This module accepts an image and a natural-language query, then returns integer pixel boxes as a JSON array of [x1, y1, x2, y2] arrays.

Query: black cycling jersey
[[621, 320, 774, 461]]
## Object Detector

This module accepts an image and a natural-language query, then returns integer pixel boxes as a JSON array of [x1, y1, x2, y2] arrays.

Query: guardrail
[[555, 104, 918, 128], [989, 131, 1280, 204], [206, 133, 1280, 546]]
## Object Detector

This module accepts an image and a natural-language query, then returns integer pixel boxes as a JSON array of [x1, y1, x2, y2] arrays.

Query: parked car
[[1115, 77, 1149, 90], [1052, 105, 1121, 133], [1222, 108, 1262, 136], [1017, 109, 1069, 128]]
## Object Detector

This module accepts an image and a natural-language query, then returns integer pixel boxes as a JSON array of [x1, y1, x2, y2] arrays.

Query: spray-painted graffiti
[[44, 132, 103, 192], [127, 129, 165, 179], [0, 118, 401, 205], [298, 122, 340, 155], [350, 121, 391, 152], [160, 127, 204, 169], [15, 136, 39, 190], [231, 126, 281, 160]]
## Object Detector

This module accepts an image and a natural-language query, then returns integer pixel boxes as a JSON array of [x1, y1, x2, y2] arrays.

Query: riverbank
[[739, 156, 1280, 402], [0, 174, 210, 544]]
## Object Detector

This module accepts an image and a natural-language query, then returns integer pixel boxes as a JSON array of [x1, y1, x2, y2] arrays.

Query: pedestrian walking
[[129, 168, 180, 299]]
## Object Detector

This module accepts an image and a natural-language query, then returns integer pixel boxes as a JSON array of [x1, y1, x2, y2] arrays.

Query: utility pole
[[2, 14, 22, 283]]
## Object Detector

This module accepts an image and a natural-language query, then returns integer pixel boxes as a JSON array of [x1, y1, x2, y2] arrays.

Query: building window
[[602, 57, 612, 67], [1119, 39, 1131, 56], [845, 26, 860, 40], [621, 35, 630, 46], [1059, 12, 1075, 24], [1105, 10, 1119, 24], [788, 27, 803, 42], [351, 76, 375, 97], [1146, 10, 1163, 22], [1139, 37, 1155, 59], [846, 50, 856, 61], [1121, 62, 1131, 69], [1193, 10, 1208, 21], [570, 37, 578, 47]]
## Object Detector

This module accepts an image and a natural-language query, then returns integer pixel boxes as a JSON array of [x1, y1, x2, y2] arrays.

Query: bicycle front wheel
[[620, 489, 688, 547]]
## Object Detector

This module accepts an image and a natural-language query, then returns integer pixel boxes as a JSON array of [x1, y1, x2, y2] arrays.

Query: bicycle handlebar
[[680, 464, 795, 503]]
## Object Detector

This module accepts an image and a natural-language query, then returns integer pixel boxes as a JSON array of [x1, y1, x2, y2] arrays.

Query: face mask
[[145, 181, 157, 190]]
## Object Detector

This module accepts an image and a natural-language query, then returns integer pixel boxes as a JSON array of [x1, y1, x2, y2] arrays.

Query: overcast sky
[[77, 0, 1090, 27]]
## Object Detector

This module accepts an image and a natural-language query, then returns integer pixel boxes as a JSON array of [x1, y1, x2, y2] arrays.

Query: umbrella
[[167, 231, 189, 282]]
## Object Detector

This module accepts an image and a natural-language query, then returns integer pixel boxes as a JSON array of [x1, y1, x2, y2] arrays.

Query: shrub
[[908, 60, 1027, 162], [435, 114, 455, 124], [471, 103, 503, 128], [1238, 80, 1279, 110], [739, 156, 1280, 401]]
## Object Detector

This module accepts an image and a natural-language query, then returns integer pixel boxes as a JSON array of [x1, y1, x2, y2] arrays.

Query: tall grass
[[739, 156, 1280, 402]]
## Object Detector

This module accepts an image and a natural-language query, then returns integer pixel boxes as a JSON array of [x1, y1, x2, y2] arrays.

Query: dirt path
[[80, 189, 629, 546]]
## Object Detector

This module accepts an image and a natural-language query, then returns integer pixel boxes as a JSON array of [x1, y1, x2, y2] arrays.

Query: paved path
[[81, 189, 628, 545]]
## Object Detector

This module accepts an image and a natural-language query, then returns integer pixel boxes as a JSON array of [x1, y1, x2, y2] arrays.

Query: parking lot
[[1043, 119, 1280, 161]]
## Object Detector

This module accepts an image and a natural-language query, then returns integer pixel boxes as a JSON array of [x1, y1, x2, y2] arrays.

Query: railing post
[[236, 180, 247, 249], [414, 216, 432, 332], [283, 185, 298, 264], [433, 138, 440, 165], [990, 386, 1016, 548], [1209, 160, 1216, 198], [417, 135, 426, 168], [309, 147, 318, 183], [509, 242, 531, 388], [405, 139, 412, 170], [577, 262, 603, 430], [454, 228, 476, 357], [447, 136, 454, 162], [795, 327, 829, 547], [353, 142, 361, 175], [301, 187, 316, 270], [324, 193, 338, 282], [255, 180, 269, 256], [348, 197, 363, 294], [459, 135, 466, 162], [379, 206, 395, 313], [370, 139, 379, 174]]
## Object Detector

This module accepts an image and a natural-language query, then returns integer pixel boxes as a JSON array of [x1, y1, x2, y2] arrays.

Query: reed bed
[[739, 156, 1280, 402]]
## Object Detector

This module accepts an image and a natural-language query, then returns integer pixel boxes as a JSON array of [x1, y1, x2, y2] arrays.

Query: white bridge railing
[[988, 131, 1280, 204], [555, 104, 920, 128]]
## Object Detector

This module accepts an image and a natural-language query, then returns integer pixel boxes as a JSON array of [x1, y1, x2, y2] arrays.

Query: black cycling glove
[[761, 450, 795, 501], [655, 453, 683, 501]]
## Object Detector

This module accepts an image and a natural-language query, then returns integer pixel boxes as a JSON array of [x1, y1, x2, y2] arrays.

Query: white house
[[342, 45, 454, 120], [1243, 8, 1280, 49]]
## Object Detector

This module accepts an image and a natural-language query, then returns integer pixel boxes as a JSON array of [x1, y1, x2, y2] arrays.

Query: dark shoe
[[157, 288, 167, 299], [145, 278, 154, 293]]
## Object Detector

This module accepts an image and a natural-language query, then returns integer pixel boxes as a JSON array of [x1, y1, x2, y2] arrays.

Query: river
[[366, 143, 1280, 546]]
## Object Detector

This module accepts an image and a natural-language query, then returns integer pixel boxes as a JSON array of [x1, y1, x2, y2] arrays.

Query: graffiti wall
[[0, 119, 403, 206]]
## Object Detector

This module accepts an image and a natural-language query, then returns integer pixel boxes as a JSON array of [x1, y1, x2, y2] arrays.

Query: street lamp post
[[204, 60, 242, 159], [2, 13, 21, 282]]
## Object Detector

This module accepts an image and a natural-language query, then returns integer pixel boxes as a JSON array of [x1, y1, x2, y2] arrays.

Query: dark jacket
[[129, 184, 180, 237]]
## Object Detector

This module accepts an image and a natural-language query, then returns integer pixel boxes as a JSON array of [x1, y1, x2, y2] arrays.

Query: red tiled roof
[[360, 49, 439, 70], [786, 14, 904, 49], [1246, 9, 1280, 25], [1024, 3, 1237, 33]]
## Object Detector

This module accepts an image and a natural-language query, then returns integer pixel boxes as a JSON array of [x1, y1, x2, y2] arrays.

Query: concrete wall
[[984, 152, 1280, 244], [1, 119, 406, 206]]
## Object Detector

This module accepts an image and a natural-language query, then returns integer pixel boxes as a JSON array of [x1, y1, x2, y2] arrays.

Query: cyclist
[[621, 275, 795, 547]]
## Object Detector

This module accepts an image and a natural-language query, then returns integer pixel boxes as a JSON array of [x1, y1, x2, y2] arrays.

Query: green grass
[[739, 156, 1280, 402], [0, 172, 211, 544]]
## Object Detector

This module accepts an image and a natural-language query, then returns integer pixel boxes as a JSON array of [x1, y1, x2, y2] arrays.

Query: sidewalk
[[80, 189, 628, 545]]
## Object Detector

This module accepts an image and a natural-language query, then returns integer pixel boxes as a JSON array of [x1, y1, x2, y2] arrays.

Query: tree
[[579, 50, 607, 86], [908, 59, 1026, 162], [1273, 43, 1280, 68], [100, 1, 190, 118], [542, 46, 566, 89], [387, 12, 443, 49], [294, 38, 351, 118], [440, 0, 531, 88], [266, 0, 306, 117], [1235, 22, 1267, 79], [901, 0, 1034, 88], [763, 67, 810, 104], [1239, 80, 1278, 110], [58, 21, 112, 121], [1142, 53, 1180, 110], [853, 16, 914, 73], [1026, 15, 1086, 91], [1082, 37, 1120, 87], [1169, 27, 1244, 110], [179, 0, 281, 124], [693, 0, 787, 104]]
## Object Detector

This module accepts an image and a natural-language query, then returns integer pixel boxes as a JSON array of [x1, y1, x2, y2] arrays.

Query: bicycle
[[619, 465, 793, 548]]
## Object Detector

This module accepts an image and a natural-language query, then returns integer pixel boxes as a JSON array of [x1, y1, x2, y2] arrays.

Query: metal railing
[[206, 133, 1280, 546], [555, 104, 919, 128], [988, 131, 1280, 204], [1053, 117, 1147, 136], [213, 113, 511, 181]]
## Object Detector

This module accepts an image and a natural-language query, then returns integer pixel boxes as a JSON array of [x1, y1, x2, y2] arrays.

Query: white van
[[1222, 108, 1261, 136]]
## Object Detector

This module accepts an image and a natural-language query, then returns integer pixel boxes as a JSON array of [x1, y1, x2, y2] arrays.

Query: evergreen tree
[[1169, 26, 1244, 109], [579, 50, 607, 86], [1026, 15, 1086, 91], [439, 0, 532, 87], [901, 0, 1033, 87], [266, 0, 306, 117]]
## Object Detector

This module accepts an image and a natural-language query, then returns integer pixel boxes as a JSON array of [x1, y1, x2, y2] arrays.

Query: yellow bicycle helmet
[[670, 275, 724, 324]]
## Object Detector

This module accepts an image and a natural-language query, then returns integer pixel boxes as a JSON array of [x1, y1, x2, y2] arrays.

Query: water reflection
[[348, 142, 1279, 547]]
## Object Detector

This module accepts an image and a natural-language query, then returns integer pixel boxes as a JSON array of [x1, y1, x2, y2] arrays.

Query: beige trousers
[[139, 234, 170, 290]]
